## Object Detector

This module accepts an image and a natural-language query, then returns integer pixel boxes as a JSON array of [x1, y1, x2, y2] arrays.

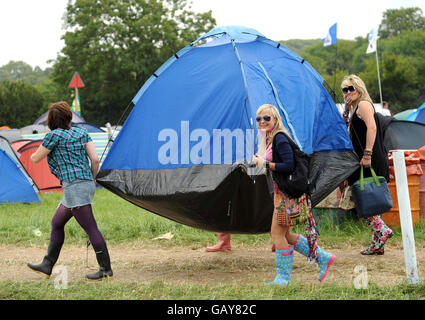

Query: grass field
[[1, 188, 425, 300]]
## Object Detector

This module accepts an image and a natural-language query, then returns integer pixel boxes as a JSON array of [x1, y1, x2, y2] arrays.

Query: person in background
[[27, 101, 113, 281], [205, 233, 276, 252], [341, 75, 393, 255], [205, 233, 232, 252], [253, 104, 335, 286], [381, 101, 393, 116]]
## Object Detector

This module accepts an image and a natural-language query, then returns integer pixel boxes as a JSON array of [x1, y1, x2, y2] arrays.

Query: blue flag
[[322, 23, 337, 47]]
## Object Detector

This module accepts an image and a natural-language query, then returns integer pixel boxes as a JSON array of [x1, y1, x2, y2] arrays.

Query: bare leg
[[270, 215, 289, 249]]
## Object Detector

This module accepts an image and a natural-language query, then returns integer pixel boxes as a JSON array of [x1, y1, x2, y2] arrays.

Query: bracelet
[[364, 149, 373, 156]]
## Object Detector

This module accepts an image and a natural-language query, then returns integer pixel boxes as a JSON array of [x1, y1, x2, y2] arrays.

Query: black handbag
[[351, 166, 393, 218]]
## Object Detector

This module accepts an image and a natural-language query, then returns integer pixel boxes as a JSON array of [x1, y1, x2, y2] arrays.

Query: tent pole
[[230, 39, 256, 158]]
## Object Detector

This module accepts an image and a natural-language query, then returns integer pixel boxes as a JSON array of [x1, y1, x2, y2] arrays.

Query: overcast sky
[[0, 0, 424, 69]]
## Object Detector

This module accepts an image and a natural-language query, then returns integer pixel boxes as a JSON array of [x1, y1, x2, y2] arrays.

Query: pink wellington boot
[[205, 233, 231, 252]]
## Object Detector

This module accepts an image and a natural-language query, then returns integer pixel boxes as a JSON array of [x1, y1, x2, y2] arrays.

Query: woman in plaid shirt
[[27, 101, 113, 281]]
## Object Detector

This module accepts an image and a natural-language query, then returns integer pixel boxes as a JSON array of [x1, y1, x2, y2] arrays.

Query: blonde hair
[[341, 74, 373, 107], [256, 104, 289, 156]]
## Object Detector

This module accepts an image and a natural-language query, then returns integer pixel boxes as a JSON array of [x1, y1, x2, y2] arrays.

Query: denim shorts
[[61, 179, 95, 208]]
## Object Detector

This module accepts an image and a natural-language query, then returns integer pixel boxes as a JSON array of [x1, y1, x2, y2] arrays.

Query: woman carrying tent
[[27, 101, 113, 281], [341, 75, 393, 255], [252, 104, 335, 285]]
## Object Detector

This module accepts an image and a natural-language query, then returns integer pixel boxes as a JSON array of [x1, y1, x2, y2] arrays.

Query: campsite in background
[[1, 1, 425, 302]]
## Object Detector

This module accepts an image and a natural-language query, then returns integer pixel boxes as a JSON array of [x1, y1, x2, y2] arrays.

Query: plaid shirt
[[42, 127, 94, 183]]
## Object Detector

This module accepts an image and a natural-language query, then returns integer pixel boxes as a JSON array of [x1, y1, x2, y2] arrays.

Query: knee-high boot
[[27, 241, 63, 279], [294, 235, 335, 282], [265, 246, 293, 286], [86, 242, 113, 281], [361, 216, 393, 255]]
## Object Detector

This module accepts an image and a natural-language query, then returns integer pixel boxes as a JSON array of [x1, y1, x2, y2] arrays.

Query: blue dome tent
[[97, 26, 359, 233]]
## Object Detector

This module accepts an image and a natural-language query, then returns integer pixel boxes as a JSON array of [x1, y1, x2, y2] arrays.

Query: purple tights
[[50, 204, 105, 246]]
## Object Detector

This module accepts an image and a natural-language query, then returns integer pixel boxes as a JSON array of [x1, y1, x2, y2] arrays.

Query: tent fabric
[[0, 140, 40, 204], [0, 125, 50, 143], [384, 119, 425, 151], [394, 108, 417, 120], [72, 122, 105, 133], [0, 136, 39, 194], [405, 103, 425, 123], [97, 26, 359, 233], [12, 139, 62, 193]]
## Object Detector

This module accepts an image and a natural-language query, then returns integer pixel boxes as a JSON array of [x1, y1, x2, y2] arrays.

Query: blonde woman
[[253, 104, 335, 285], [342, 75, 393, 255]]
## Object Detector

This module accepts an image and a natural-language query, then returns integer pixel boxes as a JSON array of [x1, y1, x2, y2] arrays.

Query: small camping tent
[[11, 140, 62, 193], [97, 26, 359, 233], [0, 136, 40, 203], [405, 103, 425, 124], [394, 108, 417, 120]]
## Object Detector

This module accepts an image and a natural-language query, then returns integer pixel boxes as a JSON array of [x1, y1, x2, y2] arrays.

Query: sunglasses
[[342, 86, 355, 94], [256, 115, 272, 122]]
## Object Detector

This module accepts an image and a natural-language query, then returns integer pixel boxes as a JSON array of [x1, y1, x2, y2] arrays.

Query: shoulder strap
[[273, 131, 299, 151]]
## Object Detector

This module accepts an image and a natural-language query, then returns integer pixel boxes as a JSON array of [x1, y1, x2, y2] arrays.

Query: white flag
[[366, 28, 378, 54], [322, 23, 337, 47]]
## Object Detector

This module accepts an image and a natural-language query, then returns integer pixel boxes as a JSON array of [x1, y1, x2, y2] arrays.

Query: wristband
[[265, 161, 270, 169], [364, 149, 372, 156]]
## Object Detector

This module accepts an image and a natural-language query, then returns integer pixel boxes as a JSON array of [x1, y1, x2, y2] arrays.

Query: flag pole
[[333, 42, 338, 101], [375, 43, 383, 106]]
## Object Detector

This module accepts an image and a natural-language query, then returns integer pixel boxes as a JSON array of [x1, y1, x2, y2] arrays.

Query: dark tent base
[[97, 150, 359, 234], [97, 164, 274, 234]]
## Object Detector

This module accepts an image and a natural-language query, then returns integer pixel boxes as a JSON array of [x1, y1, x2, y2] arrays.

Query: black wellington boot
[[27, 241, 63, 279], [86, 242, 113, 281]]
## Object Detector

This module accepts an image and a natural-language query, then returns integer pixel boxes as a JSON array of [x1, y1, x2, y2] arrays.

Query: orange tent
[[12, 140, 62, 193]]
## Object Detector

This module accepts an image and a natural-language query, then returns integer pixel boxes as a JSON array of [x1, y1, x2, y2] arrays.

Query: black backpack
[[271, 132, 311, 198]]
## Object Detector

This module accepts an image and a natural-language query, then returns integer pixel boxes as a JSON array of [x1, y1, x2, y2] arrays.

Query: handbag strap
[[360, 166, 381, 190]]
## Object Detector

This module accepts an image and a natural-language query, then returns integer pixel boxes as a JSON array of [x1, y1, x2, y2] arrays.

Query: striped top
[[42, 127, 93, 183]]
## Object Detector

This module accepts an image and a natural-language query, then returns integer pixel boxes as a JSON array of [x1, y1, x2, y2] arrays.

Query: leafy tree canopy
[[0, 80, 45, 128], [51, 0, 216, 126], [379, 7, 425, 39], [0, 61, 52, 86]]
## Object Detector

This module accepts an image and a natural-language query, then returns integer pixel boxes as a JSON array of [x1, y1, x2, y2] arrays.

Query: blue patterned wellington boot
[[265, 246, 293, 286], [294, 235, 335, 282]]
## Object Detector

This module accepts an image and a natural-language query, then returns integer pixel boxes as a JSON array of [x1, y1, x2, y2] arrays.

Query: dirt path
[[0, 242, 423, 286]]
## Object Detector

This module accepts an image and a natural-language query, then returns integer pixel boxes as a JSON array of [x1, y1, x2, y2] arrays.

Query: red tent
[[12, 140, 62, 193]]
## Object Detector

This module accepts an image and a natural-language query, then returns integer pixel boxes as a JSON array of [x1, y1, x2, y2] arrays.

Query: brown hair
[[47, 101, 72, 130]]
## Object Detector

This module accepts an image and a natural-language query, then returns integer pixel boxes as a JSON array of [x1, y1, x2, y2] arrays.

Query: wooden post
[[393, 151, 419, 284]]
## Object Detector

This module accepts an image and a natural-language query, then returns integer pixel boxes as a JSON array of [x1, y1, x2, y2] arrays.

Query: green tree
[[51, 0, 216, 126], [0, 61, 53, 86], [359, 53, 419, 113], [380, 29, 425, 109], [0, 80, 45, 127], [379, 7, 425, 39]]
